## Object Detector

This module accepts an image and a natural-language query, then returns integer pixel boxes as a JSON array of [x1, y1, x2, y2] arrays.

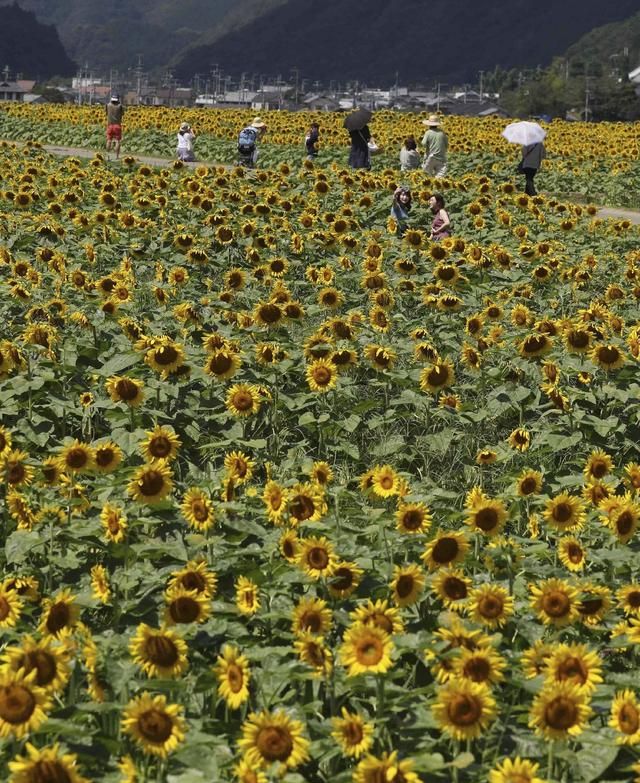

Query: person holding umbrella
[[344, 107, 373, 170], [502, 121, 547, 196]]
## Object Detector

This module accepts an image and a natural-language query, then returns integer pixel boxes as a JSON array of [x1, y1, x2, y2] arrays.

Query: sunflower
[[288, 482, 325, 524], [518, 333, 553, 359], [529, 578, 579, 627], [390, 564, 425, 607], [106, 375, 144, 407], [395, 501, 432, 534], [8, 742, 90, 783], [233, 758, 268, 783], [263, 481, 288, 524], [350, 599, 404, 635], [370, 464, 402, 499], [353, 751, 420, 783], [607, 500, 640, 544], [331, 708, 374, 759], [306, 358, 338, 393], [546, 519, 583, 559], [340, 623, 393, 677], [309, 460, 333, 487], [101, 503, 127, 543], [203, 349, 241, 381], [140, 425, 181, 463], [422, 530, 470, 571], [226, 384, 262, 418], [516, 469, 543, 497], [364, 344, 396, 371], [584, 449, 614, 481], [467, 584, 514, 629], [127, 460, 173, 504], [294, 633, 333, 677], [0, 586, 23, 629], [279, 530, 299, 562], [529, 681, 591, 740], [129, 624, 189, 679], [89, 564, 111, 604], [455, 646, 506, 686], [432, 569, 471, 610], [543, 493, 586, 532], [144, 340, 185, 376], [618, 584, 640, 616], [0, 669, 51, 739], [215, 644, 250, 709], [578, 583, 612, 626], [180, 487, 215, 532], [545, 643, 602, 694], [609, 690, 640, 744], [420, 359, 455, 394], [464, 488, 508, 537], [590, 343, 626, 371], [488, 757, 545, 783], [236, 576, 260, 616], [2, 635, 70, 694], [476, 449, 497, 465], [238, 709, 310, 770], [122, 692, 186, 757], [432, 679, 496, 740], [328, 560, 363, 599], [224, 451, 255, 485], [164, 587, 211, 626], [93, 441, 123, 473], [297, 536, 337, 579], [507, 428, 531, 452], [168, 560, 217, 598], [1, 449, 34, 487], [0, 425, 12, 456], [291, 598, 333, 636], [39, 589, 81, 636]]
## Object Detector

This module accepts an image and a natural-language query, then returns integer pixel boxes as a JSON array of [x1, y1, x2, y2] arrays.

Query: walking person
[[519, 141, 546, 196], [237, 117, 267, 168], [105, 95, 124, 159], [348, 123, 372, 170], [399, 136, 421, 171], [429, 193, 451, 240], [305, 122, 320, 161], [176, 122, 196, 162], [421, 114, 448, 178]]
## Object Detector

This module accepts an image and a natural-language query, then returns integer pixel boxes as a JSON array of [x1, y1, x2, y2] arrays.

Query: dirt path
[[8, 140, 640, 224]]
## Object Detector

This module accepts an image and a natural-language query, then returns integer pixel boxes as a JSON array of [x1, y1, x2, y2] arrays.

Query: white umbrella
[[501, 121, 547, 146]]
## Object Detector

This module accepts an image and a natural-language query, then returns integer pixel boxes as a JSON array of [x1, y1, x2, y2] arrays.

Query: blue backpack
[[238, 127, 257, 155]]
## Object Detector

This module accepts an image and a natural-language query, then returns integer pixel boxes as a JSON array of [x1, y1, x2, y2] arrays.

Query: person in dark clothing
[[348, 124, 371, 169], [519, 142, 546, 196], [305, 122, 320, 160]]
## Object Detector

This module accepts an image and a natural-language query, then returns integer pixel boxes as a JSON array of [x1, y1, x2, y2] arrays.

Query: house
[[302, 94, 340, 111], [0, 80, 28, 102], [448, 99, 508, 118]]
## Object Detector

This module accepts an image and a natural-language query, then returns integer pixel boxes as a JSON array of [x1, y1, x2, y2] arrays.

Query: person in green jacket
[[421, 115, 448, 178]]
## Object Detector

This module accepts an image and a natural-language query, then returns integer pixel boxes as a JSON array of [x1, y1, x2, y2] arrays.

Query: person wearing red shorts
[[106, 95, 124, 159]]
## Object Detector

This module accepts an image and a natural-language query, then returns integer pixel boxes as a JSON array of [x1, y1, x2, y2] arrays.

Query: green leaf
[[576, 730, 619, 782]]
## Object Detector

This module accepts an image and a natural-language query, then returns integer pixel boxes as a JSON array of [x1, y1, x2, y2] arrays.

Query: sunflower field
[[1, 107, 640, 783]]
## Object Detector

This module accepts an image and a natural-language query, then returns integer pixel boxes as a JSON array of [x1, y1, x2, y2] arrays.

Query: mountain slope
[[0, 3, 75, 78], [173, 0, 640, 83]]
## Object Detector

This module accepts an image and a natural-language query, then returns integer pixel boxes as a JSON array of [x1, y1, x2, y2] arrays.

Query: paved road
[[9, 140, 640, 224]]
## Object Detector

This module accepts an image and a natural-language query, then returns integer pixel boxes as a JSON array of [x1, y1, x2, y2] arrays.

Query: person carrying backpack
[[237, 117, 267, 167]]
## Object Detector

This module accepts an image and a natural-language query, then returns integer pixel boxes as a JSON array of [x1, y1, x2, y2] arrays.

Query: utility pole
[[135, 54, 143, 105], [291, 66, 299, 105], [479, 70, 484, 100]]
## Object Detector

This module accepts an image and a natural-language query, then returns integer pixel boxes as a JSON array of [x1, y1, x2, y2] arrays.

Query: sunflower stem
[[547, 739, 555, 780]]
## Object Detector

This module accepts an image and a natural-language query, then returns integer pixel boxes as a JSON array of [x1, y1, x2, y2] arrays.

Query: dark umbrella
[[343, 108, 373, 131]]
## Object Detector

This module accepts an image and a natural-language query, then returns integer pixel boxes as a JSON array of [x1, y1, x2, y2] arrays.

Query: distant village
[[3, 63, 640, 120]]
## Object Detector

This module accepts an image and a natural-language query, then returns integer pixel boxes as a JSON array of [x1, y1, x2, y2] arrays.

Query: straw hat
[[110, 95, 120, 103], [251, 117, 266, 128], [179, 122, 190, 132], [422, 114, 441, 126]]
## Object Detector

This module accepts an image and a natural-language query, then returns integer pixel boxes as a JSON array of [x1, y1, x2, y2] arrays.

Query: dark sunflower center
[[155, 346, 178, 366], [312, 366, 332, 385], [256, 726, 293, 762], [30, 760, 73, 783], [180, 573, 206, 593], [96, 449, 115, 467], [356, 637, 383, 665], [447, 694, 482, 726], [402, 510, 423, 530], [619, 703, 640, 734], [567, 544, 583, 563], [145, 636, 179, 667], [615, 511, 634, 535], [259, 304, 282, 324], [475, 508, 499, 532], [7, 463, 26, 484], [209, 355, 233, 374], [149, 437, 172, 458], [20, 650, 57, 687], [0, 683, 36, 724], [463, 657, 491, 682], [332, 568, 353, 591], [138, 708, 174, 742], [396, 575, 415, 599], [232, 391, 254, 411], [0, 596, 9, 620], [290, 495, 315, 521], [191, 500, 209, 522], [553, 503, 573, 523], [556, 656, 588, 684], [544, 696, 578, 730], [307, 547, 329, 569], [579, 598, 603, 616], [427, 366, 448, 387], [115, 379, 140, 400], [542, 591, 570, 617], [432, 537, 458, 563], [139, 471, 166, 496], [343, 721, 363, 745], [597, 347, 619, 364], [169, 596, 200, 623], [226, 664, 244, 693], [444, 577, 468, 600], [46, 602, 70, 634]]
